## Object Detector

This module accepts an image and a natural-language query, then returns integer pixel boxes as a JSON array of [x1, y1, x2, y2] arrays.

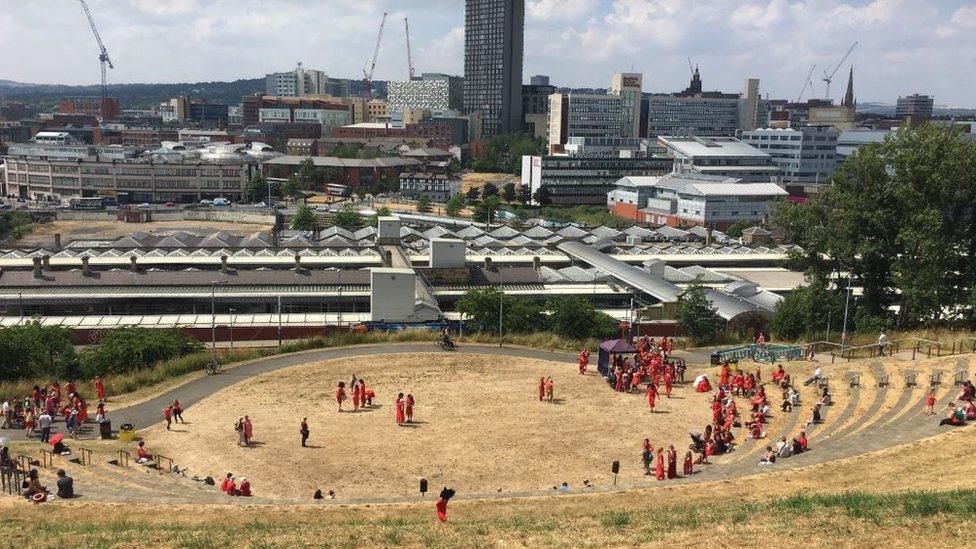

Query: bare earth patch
[[143, 353, 711, 499]]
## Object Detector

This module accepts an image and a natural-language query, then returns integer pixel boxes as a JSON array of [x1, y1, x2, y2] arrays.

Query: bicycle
[[206, 360, 222, 375], [434, 339, 457, 351]]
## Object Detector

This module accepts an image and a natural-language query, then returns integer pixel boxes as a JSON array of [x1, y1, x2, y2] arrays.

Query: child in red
[[406, 394, 415, 422], [538, 377, 546, 402], [94, 377, 106, 401], [352, 383, 361, 412], [162, 406, 172, 430], [664, 371, 673, 398], [683, 451, 693, 476], [646, 383, 657, 413], [335, 382, 346, 411], [925, 390, 936, 415], [395, 393, 405, 425], [578, 349, 589, 374]]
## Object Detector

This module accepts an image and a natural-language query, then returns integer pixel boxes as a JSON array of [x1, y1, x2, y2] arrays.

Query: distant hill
[[0, 78, 386, 112]]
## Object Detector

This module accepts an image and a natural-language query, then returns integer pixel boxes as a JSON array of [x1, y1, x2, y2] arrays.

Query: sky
[[1, 0, 975, 107]]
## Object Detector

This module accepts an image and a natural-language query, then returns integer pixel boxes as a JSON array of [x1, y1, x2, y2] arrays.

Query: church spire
[[842, 66, 855, 108]]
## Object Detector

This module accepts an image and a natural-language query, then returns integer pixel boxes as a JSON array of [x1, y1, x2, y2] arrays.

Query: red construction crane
[[362, 12, 388, 98]]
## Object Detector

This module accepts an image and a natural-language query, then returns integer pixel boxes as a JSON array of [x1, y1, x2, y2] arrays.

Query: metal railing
[[116, 450, 130, 468], [77, 448, 93, 466], [155, 454, 174, 473], [0, 467, 26, 495], [39, 449, 54, 469]]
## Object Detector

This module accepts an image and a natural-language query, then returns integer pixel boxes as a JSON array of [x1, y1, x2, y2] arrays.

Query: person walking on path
[[162, 406, 173, 430], [172, 399, 184, 424], [300, 417, 310, 447]]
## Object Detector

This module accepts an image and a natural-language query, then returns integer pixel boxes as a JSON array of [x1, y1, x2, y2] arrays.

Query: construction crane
[[797, 63, 817, 102], [78, 0, 114, 109], [822, 41, 857, 101], [362, 11, 388, 98], [404, 17, 415, 80], [687, 57, 695, 77]]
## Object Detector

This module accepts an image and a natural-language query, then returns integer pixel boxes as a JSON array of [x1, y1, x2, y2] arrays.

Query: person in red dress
[[719, 363, 730, 387], [538, 377, 546, 402], [436, 488, 455, 522], [335, 382, 347, 412], [405, 393, 415, 423], [578, 349, 589, 375], [667, 445, 678, 479], [351, 382, 361, 412], [94, 377, 106, 401], [395, 393, 405, 425], [655, 448, 665, 480], [683, 451, 693, 476], [646, 383, 657, 413], [663, 370, 673, 398]]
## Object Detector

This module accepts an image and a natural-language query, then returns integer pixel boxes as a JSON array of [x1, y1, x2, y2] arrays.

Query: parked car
[[136, 203, 151, 209], [212, 197, 230, 207], [164, 202, 176, 207], [314, 205, 331, 212]]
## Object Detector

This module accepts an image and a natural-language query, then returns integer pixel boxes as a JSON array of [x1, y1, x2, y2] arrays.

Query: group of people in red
[[642, 438, 694, 480], [395, 392, 416, 425], [537, 376, 555, 403], [1, 377, 111, 441], [334, 376, 376, 413], [602, 337, 685, 415]]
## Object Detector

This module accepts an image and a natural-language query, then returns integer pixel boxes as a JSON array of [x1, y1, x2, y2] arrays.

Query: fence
[[711, 343, 804, 364], [826, 336, 976, 363], [116, 450, 130, 468], [155, 454, 174, 473], [0, 467, 26, 495], [39, 449, 54, 469]]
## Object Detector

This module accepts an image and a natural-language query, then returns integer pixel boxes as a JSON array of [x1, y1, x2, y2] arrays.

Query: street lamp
[[228, 308, 235, 352], [840, 274, 853, 349], [210, 280, 227, 371], [497, 265, 504, 348]]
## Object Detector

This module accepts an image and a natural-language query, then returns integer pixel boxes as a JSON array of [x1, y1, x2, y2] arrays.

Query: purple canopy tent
[[598, 338, 637, 376]]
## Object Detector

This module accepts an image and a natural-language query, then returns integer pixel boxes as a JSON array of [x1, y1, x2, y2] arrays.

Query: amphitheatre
[[2, 340, 975, 546]]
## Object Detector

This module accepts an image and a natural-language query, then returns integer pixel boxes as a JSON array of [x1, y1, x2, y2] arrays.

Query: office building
[[607, 173, 787, 229], [658, 135, 780, 182], [463, 0, 524, 137], [896, 94, 934, 123], [388, 73, 464, 114], [548, 93, 625, 148], [646, 96, 743, 138], [58, 96, 119, 120], [256, 97, 352, 131], [521, 137, 672, 206], [610, 73, 643, 139], [522, 75, 556, 139], [188, 101, 229, 127], [398, 173, 461, 202], [265, 64, 351, 98], [739, 126, 839, 185], [329, 122, 454, 149]]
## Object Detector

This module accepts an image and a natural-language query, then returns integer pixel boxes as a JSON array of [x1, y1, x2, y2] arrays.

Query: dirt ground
[[143, 353, 712, 499], [20, 219, 273, 246]]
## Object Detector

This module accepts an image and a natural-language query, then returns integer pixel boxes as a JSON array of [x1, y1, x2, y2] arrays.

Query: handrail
[[17, 454, 31, 472], [39, 448, 54, 468], [116, 449, 130, 468], [155, 454, 174, 473], [78, 448, 93, 466]]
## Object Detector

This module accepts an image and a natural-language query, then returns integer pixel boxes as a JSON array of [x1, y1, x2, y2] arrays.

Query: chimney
[[54, 233, 62, 250], [130, 255, 138, 273], [532, 256, 541, 270], [81, 256, 91, 277], [484, 257, 493, 271], [220, 255, 229, 274], [32, 257, 43, 278], [705, 227, 713, 246], [294, 254, 302, 273]]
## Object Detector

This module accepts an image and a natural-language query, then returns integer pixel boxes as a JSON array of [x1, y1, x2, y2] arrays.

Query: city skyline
[[1, 0, 974, 107]]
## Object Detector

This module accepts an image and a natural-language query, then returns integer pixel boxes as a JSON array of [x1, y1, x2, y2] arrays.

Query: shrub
[[79, 327, 203, 378]]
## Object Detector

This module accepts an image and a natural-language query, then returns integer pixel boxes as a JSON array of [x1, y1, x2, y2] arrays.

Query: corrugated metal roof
[[557, 241, 682, 302]]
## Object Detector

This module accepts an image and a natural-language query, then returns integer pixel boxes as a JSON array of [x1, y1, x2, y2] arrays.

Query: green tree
[[473, 195, 501, 224], [769, 278, 844, 340], [674, 283, 723, 345], [298, 157, 317, 190], [518, 184, 532, 205], [724, 219, 755, 238], [332, 206, 364, 228], [290, 204, 318, 231], [416, 194, 433, 214], [482, 182, 498, 199], [245, 174, 274, 203], [546, 297, 617, 340], [0, 322, 77, 381], [502, 182, 517, 202], [280, 175, 303, 202], [445, 194, 465, 217], [79, 327, 202, 378], [465, 188, 481, 201], [532, 185, 552, 206], [456, 288, 545, 334]]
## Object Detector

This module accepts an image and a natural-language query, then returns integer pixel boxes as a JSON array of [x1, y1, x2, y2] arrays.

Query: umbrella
[[49, 433, 64, 446]]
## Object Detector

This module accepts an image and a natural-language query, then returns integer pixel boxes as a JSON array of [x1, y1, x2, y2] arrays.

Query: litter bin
[[710, 351, 721, 365], [118, 423, 136, 442], [99, 419, 112, 440]]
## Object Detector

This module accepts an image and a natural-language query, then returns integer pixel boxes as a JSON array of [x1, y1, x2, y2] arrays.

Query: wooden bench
[[930, 371, 944, 387], [905, 371, 918, 388], [846, 372, 860, 388], [955, 370, 968, 386], [877, 372, 891, 388]]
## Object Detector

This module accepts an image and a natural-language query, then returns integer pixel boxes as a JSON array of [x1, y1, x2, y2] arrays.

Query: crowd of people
[[602, 337, 686, 409], [334, 376, 376, 413], [1, 378, 108, 442], [938, 380, 976, 427]]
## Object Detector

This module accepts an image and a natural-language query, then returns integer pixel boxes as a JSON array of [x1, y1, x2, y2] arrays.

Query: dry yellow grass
[[142, 353, 711, 499]]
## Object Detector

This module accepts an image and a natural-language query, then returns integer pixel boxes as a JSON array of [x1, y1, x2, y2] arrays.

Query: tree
[[546, 297, 617, 340], [0, 322, 76, 381], [502, 182, 516, 202], [482, 182, 498, 199], [280, 175, 302, 202], [724, 219, 755, 238], [331, 206, 364, 228], [290, 204, 318, 231], [518, 184, 532, 205], [80, 327, 202, 378], [772, 124, 976, 329], [445, 194, 465, 217], [416, 194, 433, 214], [245, 174, 273, 203], [769, 278, 844, 340], [532, 184, 552, 206], [298, 157, 318, 190], [465, 188, 481, 201], [473, 195, 501, 224], [456, 288, 544, 334], [674, 283, 723, 345]]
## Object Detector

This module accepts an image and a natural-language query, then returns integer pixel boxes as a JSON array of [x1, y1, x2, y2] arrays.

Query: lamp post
[[840, 274, 853, 349], [210, 281, 219, 371], [228, 308, 235, 352], [498, 268, 504, 348]]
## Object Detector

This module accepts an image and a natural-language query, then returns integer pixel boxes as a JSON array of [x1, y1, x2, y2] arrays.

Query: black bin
[[99, 419, 112, 440]]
